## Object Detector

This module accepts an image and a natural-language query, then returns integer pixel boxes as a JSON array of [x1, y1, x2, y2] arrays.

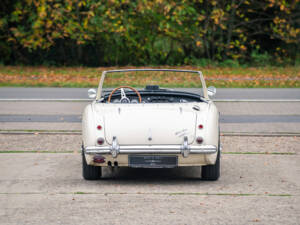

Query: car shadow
[[99, 166, 206, 183]]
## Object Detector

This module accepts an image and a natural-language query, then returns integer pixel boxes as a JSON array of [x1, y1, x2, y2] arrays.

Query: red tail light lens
[[97, 125, 102, 130], [97, 137, 104, 145], [196, 137, 203, 144], [198, 124, 203, 129], [93, 155, 105, 163]]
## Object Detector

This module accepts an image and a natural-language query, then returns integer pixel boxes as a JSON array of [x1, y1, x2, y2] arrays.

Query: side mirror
[[207, 86, 216, 97], [88, 88, 97, 99]]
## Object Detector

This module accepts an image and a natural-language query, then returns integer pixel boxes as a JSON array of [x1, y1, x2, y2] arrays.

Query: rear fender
[[82, 104, 97, 147], [204, 102, 219, 164]]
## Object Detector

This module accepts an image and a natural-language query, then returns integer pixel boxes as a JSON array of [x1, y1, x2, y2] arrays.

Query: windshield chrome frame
[[96, 69, 209, 101]]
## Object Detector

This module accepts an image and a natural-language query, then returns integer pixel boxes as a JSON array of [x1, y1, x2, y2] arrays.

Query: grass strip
[[1, 130, 299, 137], [0, 150, 296, 155], [0, 129, 81, 132], [223, 152, 296, 155], [0, 192, 294, 197], [0, 150, 74, 153], [1, 66, 299, 88], [168, 193, 293, 197], [0, 150, 297, 155]]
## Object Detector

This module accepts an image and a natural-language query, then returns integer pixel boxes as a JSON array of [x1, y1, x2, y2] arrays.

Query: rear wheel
[[201, 134, 221, 181], [82, 146, 102, 180]]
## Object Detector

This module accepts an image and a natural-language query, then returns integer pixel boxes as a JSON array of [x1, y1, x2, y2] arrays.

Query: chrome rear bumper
[[84, 144, 217, 158], [84, 136, 217, 158]]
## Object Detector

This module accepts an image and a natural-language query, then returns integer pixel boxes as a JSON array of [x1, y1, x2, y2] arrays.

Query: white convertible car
[[82, 69, 220, 180]]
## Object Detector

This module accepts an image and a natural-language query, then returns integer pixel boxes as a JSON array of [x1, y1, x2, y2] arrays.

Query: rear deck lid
[[104, 107, 196, 145]]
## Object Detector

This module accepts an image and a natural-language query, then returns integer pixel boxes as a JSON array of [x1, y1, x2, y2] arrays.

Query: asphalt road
[[0, 87, 300, 134], [1, 114, 300, 124], [0, 87, 300, 100], [1, 99, 300, 133]]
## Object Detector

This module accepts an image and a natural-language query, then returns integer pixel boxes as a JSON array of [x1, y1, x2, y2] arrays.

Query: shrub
[[251, 51, 272, 67]]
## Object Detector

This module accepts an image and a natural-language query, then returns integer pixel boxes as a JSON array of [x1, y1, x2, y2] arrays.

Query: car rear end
[[82, 102, 219, 169]]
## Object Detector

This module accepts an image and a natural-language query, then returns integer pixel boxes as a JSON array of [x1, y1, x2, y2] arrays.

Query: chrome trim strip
[[2, 98, 299, 102], [84, 144, 217, 156], [105, 69, 200, 73]]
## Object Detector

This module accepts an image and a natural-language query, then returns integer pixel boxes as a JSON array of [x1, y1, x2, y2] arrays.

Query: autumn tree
[[0, 0, 299, 65]]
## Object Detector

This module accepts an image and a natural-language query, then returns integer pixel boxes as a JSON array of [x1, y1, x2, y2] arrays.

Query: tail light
[[93, 155, 105, 163], [198, 124, 203, 129], [97, 125, 102, 130], [97, 137, 105, 145], [196, 136, 203, 144]]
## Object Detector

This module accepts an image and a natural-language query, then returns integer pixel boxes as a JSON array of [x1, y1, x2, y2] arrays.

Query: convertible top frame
[[96, 69, 209, 100]]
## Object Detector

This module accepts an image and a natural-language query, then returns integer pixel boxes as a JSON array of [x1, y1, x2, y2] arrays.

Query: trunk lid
[[103, 106, 197, 145]]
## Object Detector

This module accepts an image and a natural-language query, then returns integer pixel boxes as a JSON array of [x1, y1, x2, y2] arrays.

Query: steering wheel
[[107, 86, 142, 103]]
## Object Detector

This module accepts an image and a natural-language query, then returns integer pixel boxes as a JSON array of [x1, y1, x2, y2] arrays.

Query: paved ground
[[0, 87, 300, 100], [0, 151, 299, 225], [0, 88, 299, 224]]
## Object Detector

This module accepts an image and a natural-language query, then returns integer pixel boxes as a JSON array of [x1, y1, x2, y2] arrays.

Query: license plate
[[129, 155, 178, 168]]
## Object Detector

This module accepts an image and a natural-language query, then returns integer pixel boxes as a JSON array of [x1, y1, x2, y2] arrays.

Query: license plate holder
[[129, 155, 178, 168]]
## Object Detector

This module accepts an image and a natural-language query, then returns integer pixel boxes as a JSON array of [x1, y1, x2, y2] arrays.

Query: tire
[[82, 146, 102, 180], [201, 134, 221, 181]]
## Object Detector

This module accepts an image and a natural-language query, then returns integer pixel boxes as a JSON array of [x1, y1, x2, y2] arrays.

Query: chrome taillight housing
[[196, 136, 203, 144], [97, 137, 105, 145]]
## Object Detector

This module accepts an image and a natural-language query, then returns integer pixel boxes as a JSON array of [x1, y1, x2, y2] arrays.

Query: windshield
[[101, 69, 204, 96]]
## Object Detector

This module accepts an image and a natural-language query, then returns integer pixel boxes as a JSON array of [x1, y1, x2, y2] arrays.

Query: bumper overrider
[[84, 136, 217, 158]]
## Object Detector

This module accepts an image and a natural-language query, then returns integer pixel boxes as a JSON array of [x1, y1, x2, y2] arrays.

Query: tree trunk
[[225, 0, 236, 58]]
